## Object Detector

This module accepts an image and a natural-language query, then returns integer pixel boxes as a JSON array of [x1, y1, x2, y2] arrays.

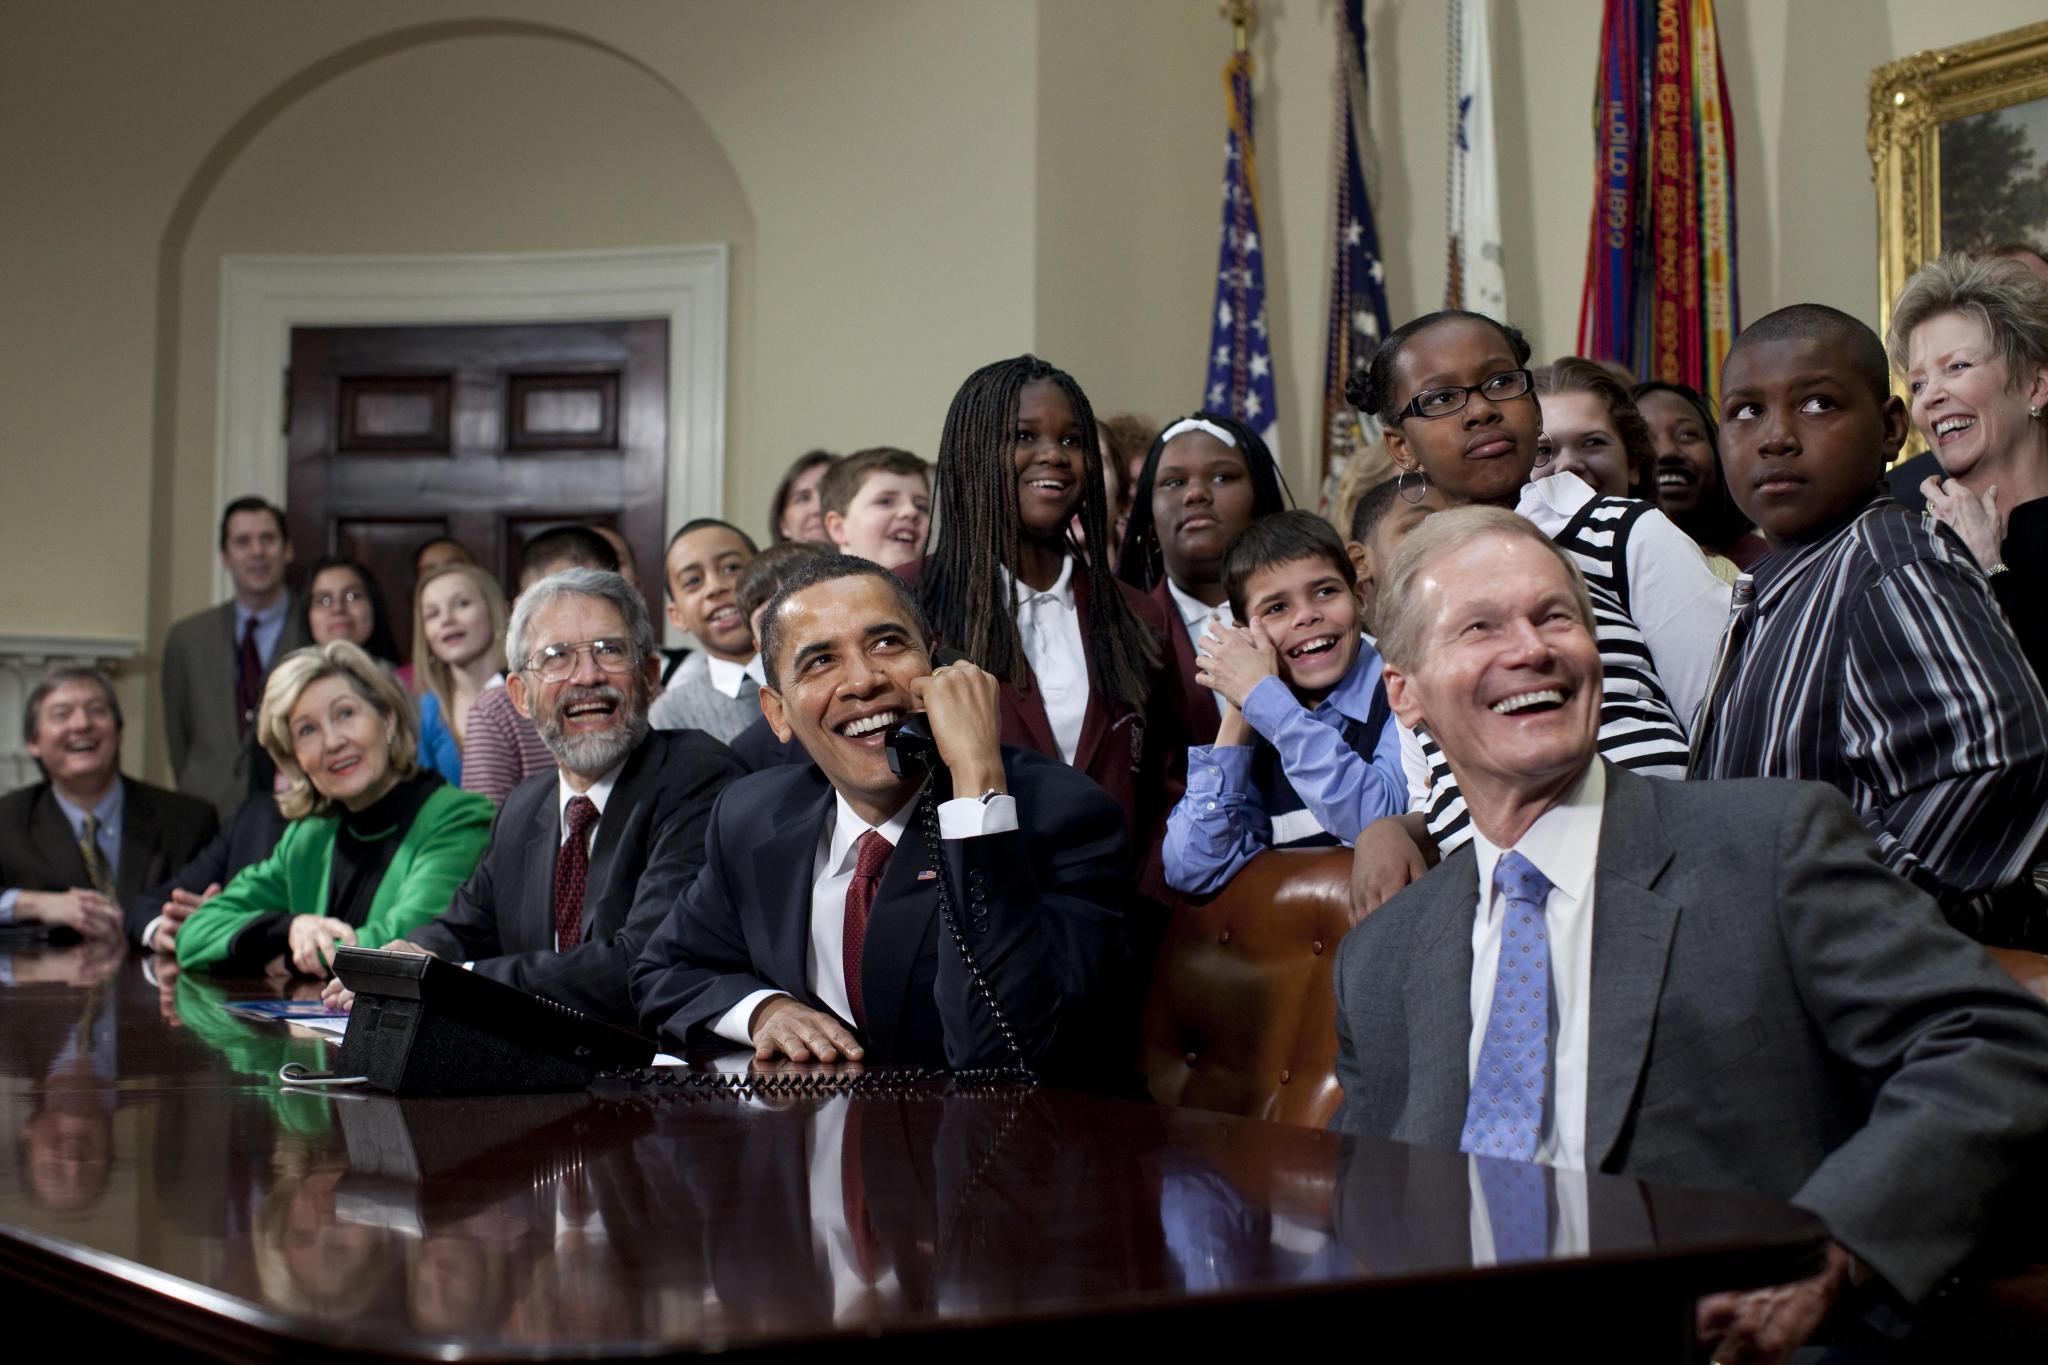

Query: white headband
[[1158, 417, 1239, 449]]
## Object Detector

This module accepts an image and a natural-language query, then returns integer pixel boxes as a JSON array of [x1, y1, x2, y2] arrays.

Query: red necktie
[[553, 796, 599, 950], [842, 830, 893, 1027], [235, 618, 262, 738]]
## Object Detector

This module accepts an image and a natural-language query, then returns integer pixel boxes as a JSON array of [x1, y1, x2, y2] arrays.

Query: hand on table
[[286, 915, 357, 978], [748, 996, 864, 1064], [17, 888, 122, 940], [1696, 1240, 1853, 1365], [149, 882, 221, 954]]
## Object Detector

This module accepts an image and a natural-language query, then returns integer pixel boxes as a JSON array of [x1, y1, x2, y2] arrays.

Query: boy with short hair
[[1695, 303, 2048, 936], [1345, 475, 1449, 637], [818, 447, 931, 570], [648, 519, 763, 745], [1163, 511, 1407, 895]]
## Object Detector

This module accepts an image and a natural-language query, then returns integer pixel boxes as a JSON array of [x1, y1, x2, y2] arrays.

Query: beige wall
[[2, 0, 2039, 780]]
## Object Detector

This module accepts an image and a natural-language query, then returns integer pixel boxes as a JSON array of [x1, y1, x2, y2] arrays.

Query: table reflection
[[0, 953, 1830, 1358]]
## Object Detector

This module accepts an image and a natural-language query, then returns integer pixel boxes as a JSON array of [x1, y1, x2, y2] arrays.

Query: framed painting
[[1869, 20, 2048, 334]]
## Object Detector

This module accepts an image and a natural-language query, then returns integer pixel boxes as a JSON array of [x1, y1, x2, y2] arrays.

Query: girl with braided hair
[[914, 354, 1184, 864]]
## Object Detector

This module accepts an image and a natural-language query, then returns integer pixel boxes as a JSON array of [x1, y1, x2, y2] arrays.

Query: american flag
[[1205, 49, 1279, 452], [1321, 0, 1392, 493]]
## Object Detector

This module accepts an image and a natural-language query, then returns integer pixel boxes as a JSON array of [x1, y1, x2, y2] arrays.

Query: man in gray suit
[[1335, 505, 2048, 1360], [160, 497, 308, 818]]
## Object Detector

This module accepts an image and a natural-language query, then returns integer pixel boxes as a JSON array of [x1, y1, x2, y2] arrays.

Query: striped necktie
[[77, 812, 116, 898]]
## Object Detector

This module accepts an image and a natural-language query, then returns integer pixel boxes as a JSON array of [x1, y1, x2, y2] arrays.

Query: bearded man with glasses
[[322, 568, 744, 1025]]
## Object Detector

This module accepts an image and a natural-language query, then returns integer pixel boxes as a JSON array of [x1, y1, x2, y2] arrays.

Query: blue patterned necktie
[[1461, 850, 1556, 1162]]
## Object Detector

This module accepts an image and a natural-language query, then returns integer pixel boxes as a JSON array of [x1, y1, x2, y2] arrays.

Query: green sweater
[[175, 781, 494, 971]]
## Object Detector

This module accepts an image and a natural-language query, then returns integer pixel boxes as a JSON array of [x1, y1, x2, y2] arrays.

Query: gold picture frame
[[1868, 19, 2048, 336]]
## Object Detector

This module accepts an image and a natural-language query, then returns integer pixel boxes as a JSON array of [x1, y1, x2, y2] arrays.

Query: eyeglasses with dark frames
[[1394, 368, 1535, 421]]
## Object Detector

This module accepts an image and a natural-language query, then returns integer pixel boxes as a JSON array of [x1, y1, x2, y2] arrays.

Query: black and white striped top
[[1693, 495, 2048, 903], [1405, 491, 1697, 854]]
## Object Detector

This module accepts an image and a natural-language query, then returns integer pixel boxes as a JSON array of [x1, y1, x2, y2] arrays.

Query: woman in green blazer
[[176, 640, 493, 976]]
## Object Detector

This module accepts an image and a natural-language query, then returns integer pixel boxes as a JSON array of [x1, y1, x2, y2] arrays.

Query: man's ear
[[665, 598, 688, 634], [823, 510, 851, 550], [1879, 395, 1911, 460], [281, 538, 294, 569], [759, 685, 792, 743], [1383, 663, 1425, 730], [505, 671, 533, 721], [1347, 539, 1374, 593]]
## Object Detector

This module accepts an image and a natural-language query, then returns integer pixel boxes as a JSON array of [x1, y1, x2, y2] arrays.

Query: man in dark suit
[[631, 555, 1129, 1078], [126, 791, 289, 952], [160, 496, 309, 819], [332, 569, 743, 1025], [1333, 506, 2048, 1360], [1, 667, 218, 940]]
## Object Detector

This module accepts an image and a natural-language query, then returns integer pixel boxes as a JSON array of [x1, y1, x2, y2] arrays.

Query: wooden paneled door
[[286, 320, 669, 662]]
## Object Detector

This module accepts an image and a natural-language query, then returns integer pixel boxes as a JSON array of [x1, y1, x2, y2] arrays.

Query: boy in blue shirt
[[1164, 511, 1407, 895]]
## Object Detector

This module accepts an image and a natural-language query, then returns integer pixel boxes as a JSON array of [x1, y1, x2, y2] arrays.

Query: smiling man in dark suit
[[630, 555, 1129, 1078], [1333, 505, 2048, 1362], [1, 668, 217, 940], [334, 568, 742, 1025]]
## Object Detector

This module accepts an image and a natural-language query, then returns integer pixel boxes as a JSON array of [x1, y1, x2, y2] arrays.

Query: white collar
[[1003, 554, 1077, 609], [1163, 576, 1232, 629], [825, 783, 924, 874], [705, 652, 765, 698], [558, 759, 627, 825], [1470, 760, 1604, 923]]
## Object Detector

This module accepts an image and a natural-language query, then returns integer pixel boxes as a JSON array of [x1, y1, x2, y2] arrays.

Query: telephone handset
[[881, 652, 1036, 1082]]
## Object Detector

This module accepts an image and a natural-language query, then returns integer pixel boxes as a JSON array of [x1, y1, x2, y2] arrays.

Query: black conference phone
[[331, 947, 654, 1093]]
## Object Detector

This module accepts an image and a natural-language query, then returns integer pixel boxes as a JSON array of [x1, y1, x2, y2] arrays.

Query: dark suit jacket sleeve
[[629, 782, 782, 1043], [930, 754, 1129, 1073], [1774, 782, 2048, 1303], [123, 792, 285, 944], [461, 742, 744, 1021]]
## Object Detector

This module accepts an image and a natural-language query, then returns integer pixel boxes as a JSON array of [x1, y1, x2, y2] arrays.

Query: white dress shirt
[[1165, 578, 1235, 718], [705, 652, 766, 699], [1466, 760, 1604, 1171], [711, 783, 1020, 1044], [1005, 557, 1089, 765]]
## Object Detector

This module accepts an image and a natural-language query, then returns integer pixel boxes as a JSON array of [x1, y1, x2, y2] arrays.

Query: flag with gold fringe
[[1205, 34, 1280, 451], [1320, 0, 1393, 505], [1576, 0, 1739, 398]]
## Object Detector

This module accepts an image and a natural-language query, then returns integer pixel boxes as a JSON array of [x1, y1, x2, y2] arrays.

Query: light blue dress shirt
[[1163, 638, 1406, 895], [0, 781, 125, 923]]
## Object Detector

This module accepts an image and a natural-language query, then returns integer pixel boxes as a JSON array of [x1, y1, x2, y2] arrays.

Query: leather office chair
[[1139, 848, 1356, 1129]]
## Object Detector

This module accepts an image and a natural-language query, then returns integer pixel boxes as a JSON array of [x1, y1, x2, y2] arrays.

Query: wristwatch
[[977, 788, 1002, 805]]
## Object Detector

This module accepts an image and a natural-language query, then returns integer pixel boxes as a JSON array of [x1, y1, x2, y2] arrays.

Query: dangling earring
[[2032, 404, 2042, 419], [1395, 465, 1430, 505]]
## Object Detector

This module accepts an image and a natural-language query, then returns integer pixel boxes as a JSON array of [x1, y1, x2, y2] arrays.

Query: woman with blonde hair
[[410, 561, 510, 784], [1890, 252, 2048, 684], [175, 641, 493, 976]]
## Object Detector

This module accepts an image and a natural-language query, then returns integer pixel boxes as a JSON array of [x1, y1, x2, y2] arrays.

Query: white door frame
[[215, 246, 727, 600]]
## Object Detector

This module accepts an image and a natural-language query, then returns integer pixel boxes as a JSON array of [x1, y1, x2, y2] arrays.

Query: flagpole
[[1221, 0, 1253, 52]]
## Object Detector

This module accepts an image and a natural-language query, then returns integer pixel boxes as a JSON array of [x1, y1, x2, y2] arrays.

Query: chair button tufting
[[1312, 940, 1325, 955], [1184, 1051, 1198, 1067], [1218, 929, 1231, 945]]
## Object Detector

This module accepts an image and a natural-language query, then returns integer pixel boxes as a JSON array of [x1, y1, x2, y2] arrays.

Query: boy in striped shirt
[[1693, 304, 2048, 940]]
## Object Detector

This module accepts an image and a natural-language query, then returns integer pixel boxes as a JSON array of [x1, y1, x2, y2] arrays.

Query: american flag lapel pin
[[916, 869, 938, 881]]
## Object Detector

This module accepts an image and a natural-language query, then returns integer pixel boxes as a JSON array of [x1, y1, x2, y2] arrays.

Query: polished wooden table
[[0, 943, 1828, 1360]]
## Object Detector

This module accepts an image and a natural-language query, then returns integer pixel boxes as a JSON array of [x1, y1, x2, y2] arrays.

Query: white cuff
[[936, 793, 1019, 839], [140, 913, 169, 951], [715, 989, 783, 1046]]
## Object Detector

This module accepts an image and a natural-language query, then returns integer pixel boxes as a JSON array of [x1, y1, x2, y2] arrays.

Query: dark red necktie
[[841, 830, 893, 1027], [553, 796, 599, 950], [235, 618, 262, 738]]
